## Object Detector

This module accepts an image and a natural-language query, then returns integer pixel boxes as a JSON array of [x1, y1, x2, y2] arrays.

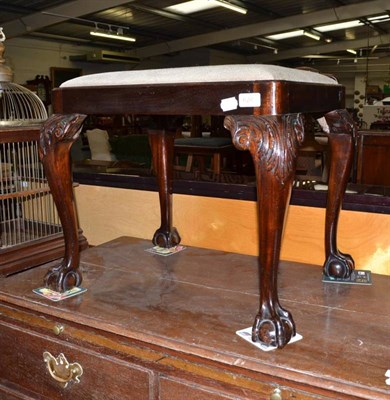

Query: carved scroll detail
[[224, 113, 304, 348], [39, 114, 86, 158], [224, 114, 305, 184]]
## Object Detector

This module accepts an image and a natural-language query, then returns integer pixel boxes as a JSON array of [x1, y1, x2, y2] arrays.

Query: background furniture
[[0, 237, 388, 400], [85, 128, 117, 162], [356, 130, 390, 186], [109, 134, 152, 167], [174, 137, 234, 174]]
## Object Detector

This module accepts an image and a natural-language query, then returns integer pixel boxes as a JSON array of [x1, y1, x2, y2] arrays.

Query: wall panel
[[74, 185, 389, 275]]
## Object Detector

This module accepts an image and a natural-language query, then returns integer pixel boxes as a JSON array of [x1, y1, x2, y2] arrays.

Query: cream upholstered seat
[[61, 64, 338, 88]]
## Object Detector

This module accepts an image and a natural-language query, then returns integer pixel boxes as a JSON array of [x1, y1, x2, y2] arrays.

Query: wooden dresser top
[[0, 236, 388, 399]]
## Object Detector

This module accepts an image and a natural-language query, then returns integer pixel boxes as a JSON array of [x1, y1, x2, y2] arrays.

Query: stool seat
[[61, 64, 337, 88], [56, 65, 342, 117]]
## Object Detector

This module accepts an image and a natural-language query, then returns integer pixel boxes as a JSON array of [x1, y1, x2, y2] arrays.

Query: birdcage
[[0, 28, 87, 275]]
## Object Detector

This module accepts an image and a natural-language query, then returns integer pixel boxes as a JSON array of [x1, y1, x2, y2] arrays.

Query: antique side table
[[40, 65, 356, 349]]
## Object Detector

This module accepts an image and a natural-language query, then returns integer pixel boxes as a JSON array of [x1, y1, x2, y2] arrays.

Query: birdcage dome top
[[0, 81, 48, 126], [0, 28, 48, 126]]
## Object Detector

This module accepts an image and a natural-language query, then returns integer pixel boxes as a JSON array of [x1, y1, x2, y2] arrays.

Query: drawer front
[[160, 377, 245, 400], [0, 321, 152, 400], [0, 391, 25, 400], [159, 376, 334, 400], [0, 387, 33, 400]]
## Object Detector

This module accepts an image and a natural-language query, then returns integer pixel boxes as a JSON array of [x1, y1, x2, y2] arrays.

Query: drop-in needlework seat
[[40, 64, 356, 349]]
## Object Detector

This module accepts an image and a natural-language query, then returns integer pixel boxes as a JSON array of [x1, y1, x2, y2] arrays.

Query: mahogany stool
[[40, 64, 356, 349]]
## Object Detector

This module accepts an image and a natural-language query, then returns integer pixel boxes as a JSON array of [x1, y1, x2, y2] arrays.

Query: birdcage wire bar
[[0, 138, 62, 249]]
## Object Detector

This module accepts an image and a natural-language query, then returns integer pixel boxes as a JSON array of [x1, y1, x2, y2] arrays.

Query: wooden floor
[[0, 236, 389, 399]]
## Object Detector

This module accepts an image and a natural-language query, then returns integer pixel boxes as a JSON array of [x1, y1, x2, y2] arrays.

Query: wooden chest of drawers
[[0, 237, 389, 399]]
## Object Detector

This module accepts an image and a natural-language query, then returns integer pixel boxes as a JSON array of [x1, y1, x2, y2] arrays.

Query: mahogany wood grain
[[0, 127, 40, 143], [39, 114, 87, 291], [225, 114, 305, 347], [159, 378, 257, 400], [53, 82, 344, 116], [148, 129, 180, 247], [0, 385, 36, 400], [318, 109, 356, 278], [0, 237, 388, 399], [356, 130, 390, 186], [0, 232, 87, 277], [0, 322, 152, 399]]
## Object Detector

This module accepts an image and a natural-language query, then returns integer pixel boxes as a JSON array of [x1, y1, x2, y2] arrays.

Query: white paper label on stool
[[220, 96, 238, 111], [238, 92, 261, 108], [385, 369, 390, 385]]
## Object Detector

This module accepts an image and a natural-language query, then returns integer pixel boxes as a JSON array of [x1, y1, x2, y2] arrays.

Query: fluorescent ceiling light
[[302, 54, 378, 60], [266, 30, 304, 40], [90, 30, 136, 42], [368, 14, 389, 21], [165, 0, 218, 14], [372, 17, 390, 22], [166, 0, 247, 15], [346, 49, 357, 55], [303, 31, 321, 40], [368, 14, 390, 23], [315, 20, 363, 32], [214, 0, 247, 14]]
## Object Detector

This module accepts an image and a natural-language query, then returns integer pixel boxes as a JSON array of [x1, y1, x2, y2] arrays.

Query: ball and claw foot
[[152, 227, 181, 248], [323, 252, 355, 279], [44, 262, 82, 293], [252, 304, 296, 349]]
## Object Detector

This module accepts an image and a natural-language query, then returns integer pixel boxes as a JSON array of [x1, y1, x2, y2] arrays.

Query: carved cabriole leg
[[39, 114, 87, 292], [148, 129, 181, 248], [317, 109, 356, 278], [225, 113, 304, 349]]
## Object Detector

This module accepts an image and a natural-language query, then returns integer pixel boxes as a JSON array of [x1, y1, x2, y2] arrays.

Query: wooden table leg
[[148, 129, 181, 248], [39, 113, 86, 292], [317, 109, 356, 278], [213, 152, 221, 174], [225, 113, 304, 349]]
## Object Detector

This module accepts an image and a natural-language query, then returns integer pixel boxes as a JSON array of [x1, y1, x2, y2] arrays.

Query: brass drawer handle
[[43, 351, 83, 387]]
